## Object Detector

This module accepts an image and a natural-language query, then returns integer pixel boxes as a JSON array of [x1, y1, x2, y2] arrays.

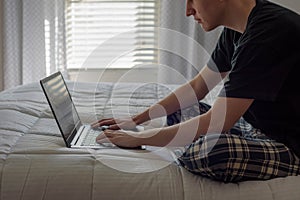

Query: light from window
[[65, 0, 159, 69]]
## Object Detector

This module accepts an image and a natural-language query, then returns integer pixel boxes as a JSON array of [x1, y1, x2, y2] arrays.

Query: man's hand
[[91, 117, 137, 130], [96, 129, 143, 148]]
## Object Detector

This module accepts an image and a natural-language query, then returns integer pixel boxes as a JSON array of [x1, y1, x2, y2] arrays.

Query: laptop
[[40, 71, 145, 149]]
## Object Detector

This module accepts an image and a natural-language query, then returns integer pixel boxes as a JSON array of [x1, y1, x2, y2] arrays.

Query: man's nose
[[186, 8, 195, 17]]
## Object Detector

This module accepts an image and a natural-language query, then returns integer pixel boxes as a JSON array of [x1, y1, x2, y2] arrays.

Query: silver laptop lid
[[40, 71, 82, 147]]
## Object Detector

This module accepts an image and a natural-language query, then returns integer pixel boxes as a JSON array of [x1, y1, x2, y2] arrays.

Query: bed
[[0, 80, 300, 200]]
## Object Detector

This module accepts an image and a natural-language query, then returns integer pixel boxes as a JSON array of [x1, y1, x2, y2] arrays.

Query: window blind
[[65, 0, 159, 69]]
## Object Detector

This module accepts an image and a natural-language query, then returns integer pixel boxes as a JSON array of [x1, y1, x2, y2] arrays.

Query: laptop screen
[[40, 72, 81, 142]]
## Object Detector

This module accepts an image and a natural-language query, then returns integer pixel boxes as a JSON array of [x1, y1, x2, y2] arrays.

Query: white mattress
[[0, 81, 300, 200]]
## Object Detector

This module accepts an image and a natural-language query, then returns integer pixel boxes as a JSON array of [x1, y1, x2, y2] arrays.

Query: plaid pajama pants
[[167, 101, 300, 182]]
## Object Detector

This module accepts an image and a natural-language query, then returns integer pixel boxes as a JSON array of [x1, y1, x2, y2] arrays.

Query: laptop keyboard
[[82, 129, 102, 146]]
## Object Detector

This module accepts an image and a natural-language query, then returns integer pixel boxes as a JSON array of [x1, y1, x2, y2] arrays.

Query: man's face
[[186, 0, 224, 31]]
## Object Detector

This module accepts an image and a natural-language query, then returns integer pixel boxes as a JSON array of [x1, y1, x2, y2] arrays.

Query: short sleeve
[[207, 28, 239, 73], [219, 44, 291, 101]]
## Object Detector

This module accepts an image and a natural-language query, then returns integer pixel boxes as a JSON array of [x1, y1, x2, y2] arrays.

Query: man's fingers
[[96, 132, 105, 141], [96, 130, 113, 140], [96, 138, 112, 144], [108, 124, 121, 130], [96, 130, 115, 143], [100, 118, 116, 124], [91, 118, 116, 128]]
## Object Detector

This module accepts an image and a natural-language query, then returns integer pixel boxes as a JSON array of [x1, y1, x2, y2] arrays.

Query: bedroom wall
[[0, 0, 3, 91]]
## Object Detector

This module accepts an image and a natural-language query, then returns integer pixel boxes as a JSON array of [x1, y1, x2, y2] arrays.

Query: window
[[65, 0, 159, 69]]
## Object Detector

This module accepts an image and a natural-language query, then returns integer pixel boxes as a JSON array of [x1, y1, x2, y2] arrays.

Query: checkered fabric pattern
[[167, 102, 300, 182]]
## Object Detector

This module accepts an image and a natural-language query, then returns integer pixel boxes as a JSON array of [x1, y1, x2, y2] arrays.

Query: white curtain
[[2, 0, 67, 90], [158, 0, 222, 84], [1, 0, 299, 90]]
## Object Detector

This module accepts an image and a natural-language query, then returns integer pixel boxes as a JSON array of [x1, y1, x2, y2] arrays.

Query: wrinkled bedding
[[0, 81, 300, 200]]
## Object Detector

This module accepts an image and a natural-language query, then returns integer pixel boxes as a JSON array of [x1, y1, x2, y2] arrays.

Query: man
[[94, 0, 300, 182]]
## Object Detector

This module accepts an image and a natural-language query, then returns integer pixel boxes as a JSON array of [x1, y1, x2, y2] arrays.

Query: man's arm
[[140, 97, 254, 147], [94, 65, 228, 130], [134, 65, 228, 124]]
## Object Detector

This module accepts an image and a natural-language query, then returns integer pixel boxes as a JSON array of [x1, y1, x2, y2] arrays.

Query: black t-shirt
[[207, 0, 300, 157]]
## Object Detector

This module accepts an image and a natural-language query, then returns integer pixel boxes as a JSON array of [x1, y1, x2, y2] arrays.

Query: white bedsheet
[[0, 82, 299, 200]]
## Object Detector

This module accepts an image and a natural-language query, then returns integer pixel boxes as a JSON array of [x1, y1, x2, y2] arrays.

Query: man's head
[[186, 0, 226, 31], [186, 0, 256, 33]]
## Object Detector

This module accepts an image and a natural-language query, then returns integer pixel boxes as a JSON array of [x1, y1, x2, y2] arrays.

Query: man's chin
[[200, 23, 218, 32]]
